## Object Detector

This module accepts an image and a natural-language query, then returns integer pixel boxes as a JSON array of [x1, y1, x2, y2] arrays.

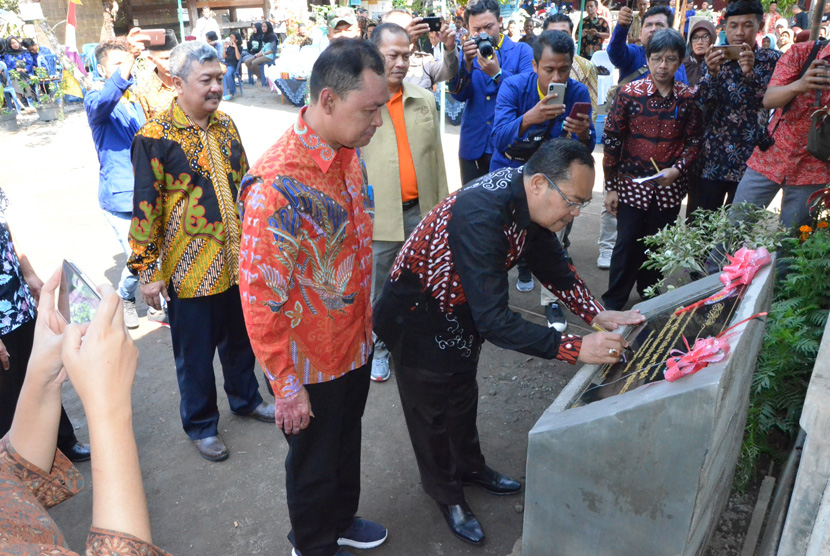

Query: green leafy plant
[[640, 203, 787, 298], [735, 221, 830, 489]]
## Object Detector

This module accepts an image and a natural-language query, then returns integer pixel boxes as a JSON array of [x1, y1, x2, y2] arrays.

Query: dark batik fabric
[[374, 167, 603, 371], [0, 188, 36, 336], [697, 47, 780, 183]]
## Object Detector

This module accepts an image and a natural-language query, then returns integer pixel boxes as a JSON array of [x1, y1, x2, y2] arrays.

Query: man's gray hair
[[169, 41, 219, 80]]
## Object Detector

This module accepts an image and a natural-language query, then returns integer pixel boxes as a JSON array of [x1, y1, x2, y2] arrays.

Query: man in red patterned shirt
[[601, 29, 702, 310], [373, 139, 644, 545], [729, 38, 830, 231], [238, 39, 389, 556]]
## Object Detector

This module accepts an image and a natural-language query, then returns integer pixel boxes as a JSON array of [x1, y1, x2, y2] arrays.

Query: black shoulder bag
[[504, 118, 557, 163]]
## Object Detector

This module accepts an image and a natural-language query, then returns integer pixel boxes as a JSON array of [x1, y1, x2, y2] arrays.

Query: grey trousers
[[598, 200, 617, 255], [372, 203, 422, 362], [729, 167, 824, 230]]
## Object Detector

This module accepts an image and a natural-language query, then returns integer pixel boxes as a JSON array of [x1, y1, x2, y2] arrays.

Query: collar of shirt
[[169, 100, 220, 130], [294, 106, 355, 174], [508, 168, 531, 230], [643, 74, 683, 100]]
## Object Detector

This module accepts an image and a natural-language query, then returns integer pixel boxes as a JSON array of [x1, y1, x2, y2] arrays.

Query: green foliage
[[0, 0, 20, 13], [734, 226, 830, 489], [640, 204, 786, 299]]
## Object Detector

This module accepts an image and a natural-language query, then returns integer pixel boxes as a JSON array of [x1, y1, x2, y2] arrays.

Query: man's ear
[[527, 173, 547, 196], [172, 75, 186, 95], [97, 62, 106, 78], [318, 88, 338, 115]]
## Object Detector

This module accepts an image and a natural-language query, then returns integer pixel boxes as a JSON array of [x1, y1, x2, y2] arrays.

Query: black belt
[[402, 198, 419, 211]]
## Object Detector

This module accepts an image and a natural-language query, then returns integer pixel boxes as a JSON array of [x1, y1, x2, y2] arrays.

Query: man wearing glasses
[[601, 29, 702, 310], [372, 139, 644, 546]]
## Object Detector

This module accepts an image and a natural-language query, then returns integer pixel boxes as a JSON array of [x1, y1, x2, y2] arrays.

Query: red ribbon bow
[[719, 246, 772, 293], [664, 335, 732, 382], [663, 312, 767, 382]]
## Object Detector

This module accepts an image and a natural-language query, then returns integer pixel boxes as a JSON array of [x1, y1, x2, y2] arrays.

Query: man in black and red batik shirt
[[373, 139, 646, 546]]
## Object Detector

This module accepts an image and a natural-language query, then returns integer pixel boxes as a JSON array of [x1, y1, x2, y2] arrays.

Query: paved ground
[[0, 83, 713, 556]]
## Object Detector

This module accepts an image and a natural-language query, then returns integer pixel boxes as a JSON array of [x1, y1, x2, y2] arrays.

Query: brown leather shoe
[[194, 435, 229, 462], [233, 401, 275, 423]]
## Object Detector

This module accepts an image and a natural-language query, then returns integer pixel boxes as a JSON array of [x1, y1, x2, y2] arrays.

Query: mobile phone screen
[[58, 260, 102, 325]]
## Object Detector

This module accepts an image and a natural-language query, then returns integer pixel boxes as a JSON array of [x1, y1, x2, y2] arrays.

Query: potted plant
[[0, 105, 17, 132], [7, 67, 36, 113], [33, 67, 63, 122]]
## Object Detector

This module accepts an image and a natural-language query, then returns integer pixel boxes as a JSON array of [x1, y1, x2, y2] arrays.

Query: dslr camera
[[474, 32, 495, 58]]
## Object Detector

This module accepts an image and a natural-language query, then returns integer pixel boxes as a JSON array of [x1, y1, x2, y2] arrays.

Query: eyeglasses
[[648, 55, 680, 66], [690, 34, 711, 43], [543, 175, 591, 211]]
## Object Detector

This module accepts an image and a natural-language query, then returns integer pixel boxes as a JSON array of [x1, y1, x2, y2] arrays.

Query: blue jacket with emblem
[[490, 74, 595, 171], [449, 35, 534, 161]]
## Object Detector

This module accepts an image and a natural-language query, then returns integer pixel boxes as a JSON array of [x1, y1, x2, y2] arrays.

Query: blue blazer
[[450, 36, 534, 160], [490, 74, 595, 171], [84, 72, 146, 213], [607, 24, 688, 85]]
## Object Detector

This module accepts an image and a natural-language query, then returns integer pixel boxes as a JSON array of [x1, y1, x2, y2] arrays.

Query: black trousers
[[166, 285, 262, 440], [686, 176, 739, 222], [392, 345, 486, 505], [459, 153, 492, 187], [0, 319, 78, 452], [284, 363, 371, 556], [602, 201, 681, 310]]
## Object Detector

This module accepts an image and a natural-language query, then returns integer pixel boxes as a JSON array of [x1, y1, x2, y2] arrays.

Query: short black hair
[[533, 30, 575, 63], [645, 28, 686, 58], [95, 39, 128, 65], [370, 22, 410, 47], [586, 0, 598, 6], [525, 138, 595, 184], [724, 0, 764, 22], [642, 5, 674, 27], [465, 0, 500, 23], [20, 38, 35, 49], [544, 13, 574, 33], [309, 38, 385, 103]]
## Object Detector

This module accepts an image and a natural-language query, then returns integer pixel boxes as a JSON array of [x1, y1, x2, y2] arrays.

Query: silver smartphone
[[58, 259, 101, 324], [547, 82, 567, 105]]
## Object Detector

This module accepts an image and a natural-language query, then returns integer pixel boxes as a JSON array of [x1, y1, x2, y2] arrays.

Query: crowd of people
[[2, 0, 830, 554]]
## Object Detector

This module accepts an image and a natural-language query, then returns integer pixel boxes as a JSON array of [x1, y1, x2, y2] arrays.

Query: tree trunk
[[36, 19, 95, 91]]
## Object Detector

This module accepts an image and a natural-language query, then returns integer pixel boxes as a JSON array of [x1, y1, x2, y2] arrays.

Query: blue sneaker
[[337, 517, 388, 549]]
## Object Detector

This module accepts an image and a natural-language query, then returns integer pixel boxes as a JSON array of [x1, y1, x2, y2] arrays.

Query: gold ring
[[608, 348, 619, 357]]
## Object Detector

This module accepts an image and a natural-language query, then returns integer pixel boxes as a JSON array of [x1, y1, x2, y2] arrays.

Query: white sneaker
[[123, 299, 139, 329], [597, 251, 612, 270], [371, 357, 390, 382]]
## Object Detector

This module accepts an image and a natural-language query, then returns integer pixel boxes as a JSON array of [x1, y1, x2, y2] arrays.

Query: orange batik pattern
[[238, 109, 374, 398]]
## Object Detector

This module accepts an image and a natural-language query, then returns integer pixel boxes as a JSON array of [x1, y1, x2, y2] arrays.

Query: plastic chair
[[259, 59, 274, 87], [590, 50, 612, 72], [81, 43, 103, 81], [37, 52, 61, 77], [0, 61, 22, 114]]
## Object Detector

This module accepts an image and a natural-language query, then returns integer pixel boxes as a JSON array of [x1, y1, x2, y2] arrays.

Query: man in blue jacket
[[608, 4, 688, 86], [449, 0, 534, 186], [490, 30, 595, 332], [84, 29, 147, 329]]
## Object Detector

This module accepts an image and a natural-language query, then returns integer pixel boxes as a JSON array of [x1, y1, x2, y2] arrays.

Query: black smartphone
[[58, 259, 101, 325], [423, 16, 443, 32]]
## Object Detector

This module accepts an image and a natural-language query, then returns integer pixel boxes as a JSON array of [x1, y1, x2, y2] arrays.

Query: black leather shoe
[[63, 442, 91, 463], [232, 401, 275, 423], [462, 465, 522, 495], [437, 502, 485, 545], [194, 435, 229, 462]]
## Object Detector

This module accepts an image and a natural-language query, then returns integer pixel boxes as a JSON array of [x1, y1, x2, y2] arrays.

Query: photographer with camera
[[688, 0, 780, 219], [449, 0, 534, 185]]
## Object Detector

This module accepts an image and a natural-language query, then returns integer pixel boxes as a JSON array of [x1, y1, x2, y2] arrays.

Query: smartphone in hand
[[547, 82, 567, 105], [568, 101, 592, 120], [423, 16, 443, 32], [57, 260, 102, 325]]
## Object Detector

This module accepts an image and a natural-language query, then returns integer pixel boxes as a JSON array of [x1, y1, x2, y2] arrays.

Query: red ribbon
[[676, 246, 772, 316], [663, 312, 768, 383]]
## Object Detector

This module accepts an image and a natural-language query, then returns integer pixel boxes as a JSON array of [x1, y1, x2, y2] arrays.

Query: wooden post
[[186, 0, 198, 35]]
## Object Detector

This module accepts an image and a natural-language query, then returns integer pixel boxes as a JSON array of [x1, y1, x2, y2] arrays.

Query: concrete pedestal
[[523, 263, 775, 556]]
